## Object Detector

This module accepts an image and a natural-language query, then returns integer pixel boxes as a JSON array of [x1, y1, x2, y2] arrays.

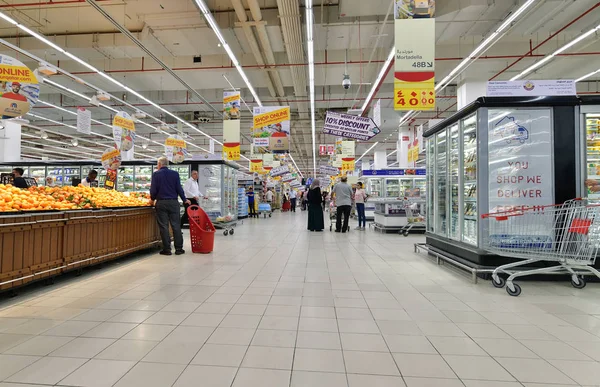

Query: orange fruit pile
[[0, 184, 151, 212]]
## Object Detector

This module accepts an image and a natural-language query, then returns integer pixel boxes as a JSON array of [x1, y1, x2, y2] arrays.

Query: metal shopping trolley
[[481, 199, 600, 296], [400, 199, 426, 237]]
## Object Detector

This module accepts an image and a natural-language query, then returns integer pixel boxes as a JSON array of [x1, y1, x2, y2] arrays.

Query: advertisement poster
[[327, 145, 335, 155], [253, 106, 291, 152], [113, 111, 136, 152], [394, 0, 435, 19], [323, 111, 380, 141], [250, 159, 264, 173], [263, 153, 274, 171], [165, 136, 187, 164], [394, 17, 435, 111], [270, 165, 289, 177], [488, 109, 553, 215], [319, 145, 327, 156], [320, 165, 340, 176], [223, 120, 241, 161], [487, 80, 576, 97], [0, 55, 40, 119], [77, 107, 91, 135], [223, 91, 241, 160], [101, 147, 121, 190]]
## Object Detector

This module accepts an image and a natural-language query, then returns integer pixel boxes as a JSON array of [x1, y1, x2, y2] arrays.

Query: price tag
[[395, 85, 435, 111]]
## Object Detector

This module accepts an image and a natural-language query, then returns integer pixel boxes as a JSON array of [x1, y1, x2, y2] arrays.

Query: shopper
[[307, 179, 324, 231], [266, 188, 274, 205], [150, 157, 190, 256], [302, 190, 308, 211], [45, 176, 56, 187], [11, 168, 28, 189], [332, 176, 353, 233], [80, 170, 98, 188], [354, 182, 367, 230], [181, 170, 202, 228], [247, 186, 257, 218], [322, 190, 329, 211], [289, 188, 297, 212]]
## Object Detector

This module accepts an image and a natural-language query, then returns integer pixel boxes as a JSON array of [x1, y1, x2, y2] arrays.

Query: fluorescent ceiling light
[[511, 23, 600, 81], [288, 153, 304, 178], [306, 0, 317, 176], [360, 48, 395, 115], [192, 0, 262, 107], [357, 142, 379, 162], [576, 68, 600, 82]]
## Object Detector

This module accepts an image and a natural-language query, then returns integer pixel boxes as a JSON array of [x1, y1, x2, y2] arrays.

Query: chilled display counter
[[425, 96, 579, 267]]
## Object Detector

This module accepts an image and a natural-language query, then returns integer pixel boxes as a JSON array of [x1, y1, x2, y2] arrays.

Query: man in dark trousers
[[247, 186, 257, 218], [181, 170, 202, 228], [332, 176, 353, 233], [150, 157, 190, 256]]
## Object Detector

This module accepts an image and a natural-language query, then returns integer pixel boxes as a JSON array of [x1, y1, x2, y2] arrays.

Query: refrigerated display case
[[197, 161, 238, 221], [134, 166, 153, 192], [119, 166, 135, 192], [580, 97, 600, 202], [424, 96, 579, 266]]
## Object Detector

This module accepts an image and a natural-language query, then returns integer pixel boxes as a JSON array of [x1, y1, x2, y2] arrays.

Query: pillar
[[0, 120, 22, 162], [374, 150, 387, 170], [397, 129, 411, 168], [457, 80, 487, 110]]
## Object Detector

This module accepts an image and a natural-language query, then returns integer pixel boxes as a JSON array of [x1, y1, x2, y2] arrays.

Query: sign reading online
[[322, 111, 380, 141], [488, 109, 554, 214]]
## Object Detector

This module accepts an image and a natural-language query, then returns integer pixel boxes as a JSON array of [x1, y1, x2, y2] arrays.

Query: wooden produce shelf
[[0, 207, 160, 291]]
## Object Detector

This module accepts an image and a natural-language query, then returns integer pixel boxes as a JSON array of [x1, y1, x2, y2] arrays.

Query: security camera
[[342, 74, 351, 90]]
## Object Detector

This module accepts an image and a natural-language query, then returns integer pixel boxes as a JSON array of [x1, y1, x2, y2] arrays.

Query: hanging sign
[[270, 165, 289, 177], [341, 141, 355, 158], [223, 91, 241, 160], [282, 173, 295, 183], [327, 145, 335, 155], [263, 154, 274, 170], [250, 159, 263, 173], [486, 80, 576, 97], [320, 165, 340, 176], [0, 55, 40, 119], [252, 106, 291, 152], [394, 17, 435, 111], [323, 111, 380, 141], [341, 158, 355, 175], [165, 136, 187, 164], [101, 147, 121, 190], [76, 107, 91, 135], [209, 139, 215, 154], [223, 120, 241, 161], [373, 99, 382, 127], [112, 111, 136, 152], [319, 145, 327, 156]]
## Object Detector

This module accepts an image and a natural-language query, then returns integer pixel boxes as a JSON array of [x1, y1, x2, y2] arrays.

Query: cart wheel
[[492, 276, 506, 289], [571, 276, 586, 289], [229, 229, 235, 235], [402, 231, 409, 237], [223, 230, 228, 236], [506, 283, 521, 297]]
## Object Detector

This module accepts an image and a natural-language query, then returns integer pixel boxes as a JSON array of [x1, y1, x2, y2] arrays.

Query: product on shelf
[[0, 184, 151, 212]]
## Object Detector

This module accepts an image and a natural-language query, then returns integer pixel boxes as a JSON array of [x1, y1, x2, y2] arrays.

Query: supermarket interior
[[2, 0, 600, 386]]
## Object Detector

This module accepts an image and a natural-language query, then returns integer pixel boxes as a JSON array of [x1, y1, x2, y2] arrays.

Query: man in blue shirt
[[150, 157, 190, 255], [247, 186, 256, 218]]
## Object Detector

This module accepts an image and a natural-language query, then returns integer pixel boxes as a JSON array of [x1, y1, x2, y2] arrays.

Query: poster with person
[[0, 55, 40, 119], [112, 111, 136, 153], [252, 106, 291, 153], [101, 147, 121, 190], [165, 136, 188, 164]]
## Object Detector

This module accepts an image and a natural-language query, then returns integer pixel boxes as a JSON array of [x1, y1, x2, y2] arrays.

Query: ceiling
[[0, 0, 598, 172]]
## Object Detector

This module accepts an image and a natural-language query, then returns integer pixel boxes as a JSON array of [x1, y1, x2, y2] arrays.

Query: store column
[[374, 150, 387, 169], [457, 80, 487, 110], [397, 129, 411, 168], [0, 120, 22, 162]]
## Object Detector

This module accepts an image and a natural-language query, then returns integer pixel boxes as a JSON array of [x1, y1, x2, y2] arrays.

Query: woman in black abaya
[[307, 179, 325, 231]]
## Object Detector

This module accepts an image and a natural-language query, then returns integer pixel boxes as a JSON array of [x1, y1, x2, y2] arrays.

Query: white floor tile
[[95, 339, 157, 361], [173, 365, 237, 387], [0, 354, 40, 381], [113, 362, 185, 387], [344, 351, 400, 376], [242, 345, 294, 369], [232, 368, 291, 387], [59, 359, 135, 387], [444, 355, 515, 381], [50, 337, 115, 358], [6, 357, 87, 385], [191, 343, 247, 367], [294, 348, 346, 373], [292, 371, 349, 387]]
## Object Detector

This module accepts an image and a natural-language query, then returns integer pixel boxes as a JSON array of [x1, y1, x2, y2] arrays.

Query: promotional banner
[[253, 106, 291, 152], [319, 145, 327, 156], [250, 159, 264, 173], [487, 80, 576, 97], [263, 153, 274, 171], [223, 120, 241, 160], [327, 145, 335, 155], [113, 111, 136, 152], [282, 173, 295, 183], [320, 165, 340, 176], [165, 136, 187, 164], [341, 141, 355, 158], [77, 107, 91, 135], [0, 55, 40, 119], [323, 112, 380, 141], [101, 147, 121, 190], [341, 158, 355, 175], [270, 165, 289, 177], [223, 91, 241, 160], [373, 99, 382, 128], [394, 16, 435, 111]]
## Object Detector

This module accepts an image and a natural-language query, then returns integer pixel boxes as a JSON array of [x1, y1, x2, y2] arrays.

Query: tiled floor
[[1, 212, 600, 386]]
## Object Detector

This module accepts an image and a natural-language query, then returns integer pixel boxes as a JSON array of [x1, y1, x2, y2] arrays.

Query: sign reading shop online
[[488, 109, 554, 214]]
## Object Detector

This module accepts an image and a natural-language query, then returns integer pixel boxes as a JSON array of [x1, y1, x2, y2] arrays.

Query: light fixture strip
[[360, 48, 395, 114], [306, 0, 317, 176], [192, 0, 262, 107], [511, 23, 600, 81], [357, 142, 379, 162], [288, 153, 304, 178], [576, 68, 600, 82]]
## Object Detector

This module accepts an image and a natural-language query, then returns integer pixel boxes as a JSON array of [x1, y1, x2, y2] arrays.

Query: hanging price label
[[394, 83, 436, 111]]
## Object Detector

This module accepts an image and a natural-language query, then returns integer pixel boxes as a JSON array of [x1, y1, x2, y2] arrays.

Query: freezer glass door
[[385, 178, 400, 198], [29, 166, 46, 185], [119, 166, 135, 192], [172, 165, 190, 182], [366, 178, 383, 197], [47, 166, 64, 186], [198, 165, 222, 216], [399, 179, 413, 197], [134, 166, 153, 192], [585, 113, 600, 201], [434, 130, 448, 236], [462, 114, 477, 245], [63, 166, 81, 187], [449, 124, 460, 240], [426, 138, 434, 232]]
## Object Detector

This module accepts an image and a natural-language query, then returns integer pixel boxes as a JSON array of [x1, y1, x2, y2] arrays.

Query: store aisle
[[2, 212, 600, 386]]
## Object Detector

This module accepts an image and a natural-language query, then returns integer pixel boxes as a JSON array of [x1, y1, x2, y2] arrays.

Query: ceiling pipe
[[84, 0, 221, 116], [230, 0, 278, 98], [247, 0, 286, 97], [490, 1, 600, 81], [0, 0, 112, 8]]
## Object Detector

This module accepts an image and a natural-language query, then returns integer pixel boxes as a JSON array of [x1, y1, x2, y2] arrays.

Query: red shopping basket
[[188, 205, 215, 254]]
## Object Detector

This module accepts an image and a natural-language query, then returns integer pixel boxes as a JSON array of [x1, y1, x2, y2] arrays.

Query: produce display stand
[[0, 207, 160, 292]]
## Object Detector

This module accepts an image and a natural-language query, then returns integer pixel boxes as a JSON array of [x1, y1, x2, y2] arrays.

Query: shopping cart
[[481, 199, 600, 296], [400, 199, 426, 237], [329, 202, 350, 232], [258, 203, 272, 218], [187, 205, 215, 253]]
